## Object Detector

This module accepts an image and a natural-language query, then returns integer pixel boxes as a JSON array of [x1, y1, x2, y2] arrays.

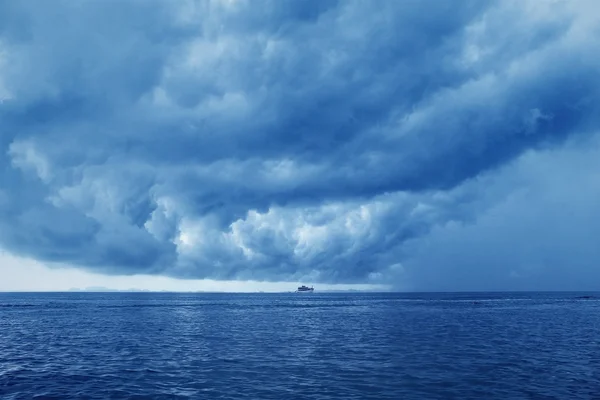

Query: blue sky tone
[[1, 0, 599, 291]]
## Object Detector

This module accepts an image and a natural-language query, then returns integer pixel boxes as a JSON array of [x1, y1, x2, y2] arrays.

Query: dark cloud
[[1, 0, 599, 288], [400, 136, 600, 291]]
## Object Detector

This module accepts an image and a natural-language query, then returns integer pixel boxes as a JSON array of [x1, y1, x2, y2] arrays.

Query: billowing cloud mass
[[1, 0, 599, 290]]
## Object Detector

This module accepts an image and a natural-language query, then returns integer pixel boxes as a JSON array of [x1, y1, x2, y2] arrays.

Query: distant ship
[[296, 285, 314, 293]]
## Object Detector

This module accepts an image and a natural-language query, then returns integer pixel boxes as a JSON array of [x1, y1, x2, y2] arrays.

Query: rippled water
[[2, 292, 600, 399]]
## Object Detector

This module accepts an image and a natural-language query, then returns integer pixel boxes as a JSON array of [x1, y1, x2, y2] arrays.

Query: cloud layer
[[1, 0, 599, 289]]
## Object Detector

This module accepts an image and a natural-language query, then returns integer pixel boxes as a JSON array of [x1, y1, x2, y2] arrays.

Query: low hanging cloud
[[1, 0, 599, 289]]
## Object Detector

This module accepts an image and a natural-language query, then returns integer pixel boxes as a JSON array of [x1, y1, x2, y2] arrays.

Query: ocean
[[1, 292, 599, 399]]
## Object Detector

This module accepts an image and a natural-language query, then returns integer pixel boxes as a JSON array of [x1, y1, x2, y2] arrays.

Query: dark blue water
[[2, 292, 600, 399]]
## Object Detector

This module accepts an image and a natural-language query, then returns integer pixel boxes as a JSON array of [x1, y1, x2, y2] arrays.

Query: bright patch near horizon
[[0, 251, 384, 292]]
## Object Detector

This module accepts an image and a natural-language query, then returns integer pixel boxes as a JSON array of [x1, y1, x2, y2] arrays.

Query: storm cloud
[[1, 0, 599, 289]]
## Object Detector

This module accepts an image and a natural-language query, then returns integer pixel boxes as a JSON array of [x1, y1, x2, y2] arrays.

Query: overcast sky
[[1, 0, 599, 291]]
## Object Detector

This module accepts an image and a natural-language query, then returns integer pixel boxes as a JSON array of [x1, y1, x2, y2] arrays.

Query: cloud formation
[[1, 0, 599, 289]]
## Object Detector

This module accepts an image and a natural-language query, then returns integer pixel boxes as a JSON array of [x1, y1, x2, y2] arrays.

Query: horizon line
[[1, 289, 599, 294]]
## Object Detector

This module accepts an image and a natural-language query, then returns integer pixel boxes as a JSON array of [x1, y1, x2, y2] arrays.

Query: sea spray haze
[[0, 0, 599, 290]]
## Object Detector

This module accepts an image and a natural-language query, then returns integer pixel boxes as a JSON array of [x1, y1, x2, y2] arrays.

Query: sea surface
[[1, 292, 600, 399]]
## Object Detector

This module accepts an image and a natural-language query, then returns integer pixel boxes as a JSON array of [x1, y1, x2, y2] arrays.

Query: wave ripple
[[1, 292, 600, 399]]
